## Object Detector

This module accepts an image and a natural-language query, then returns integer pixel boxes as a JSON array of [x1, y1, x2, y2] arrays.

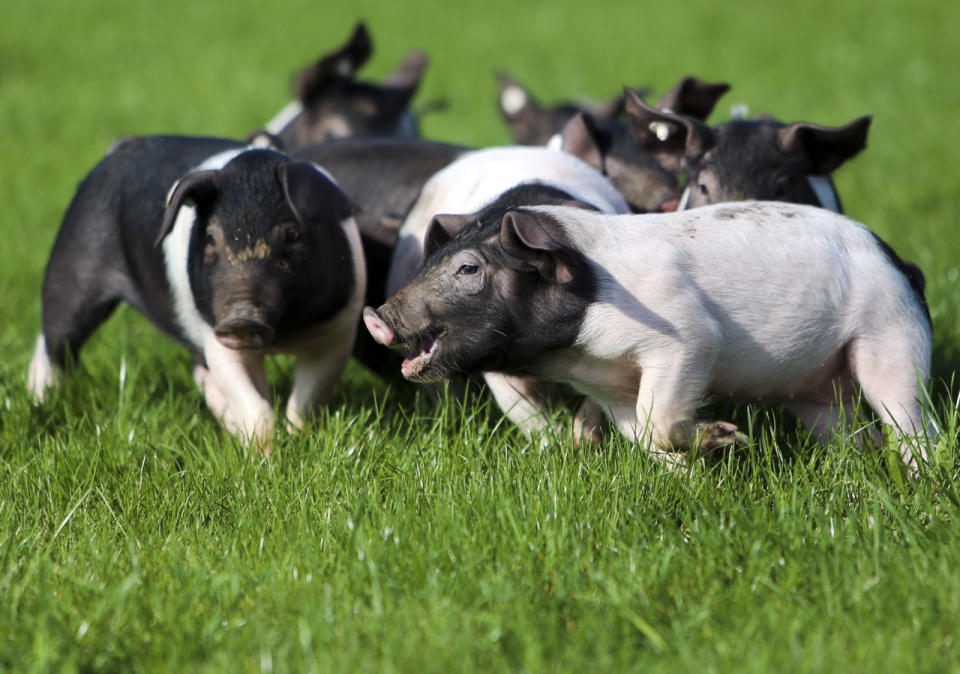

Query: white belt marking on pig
[[807, 175, 840, 213], [265, 100, 304, 135], [162, 203, 212, 350]]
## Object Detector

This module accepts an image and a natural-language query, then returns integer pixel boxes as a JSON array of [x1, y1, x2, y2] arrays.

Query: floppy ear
[[294, 22, 373, 103], [559, 112, 613, 173], [656, 76, 730, 121], [424, 213, 474, 258], [384, 50, 429, 91], [499, 210, 574, 283], [155, 170, 218, 246], [276, 161, 355, 226], [776, 115, 872, 175], [624, 87, 714, 172]]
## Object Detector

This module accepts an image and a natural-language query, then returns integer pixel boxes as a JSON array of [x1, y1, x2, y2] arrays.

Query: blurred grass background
[[1, 0, 959, 671]]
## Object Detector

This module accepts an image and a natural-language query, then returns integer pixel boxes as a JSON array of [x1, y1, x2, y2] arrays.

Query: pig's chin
[[400, 329, 445, 382]]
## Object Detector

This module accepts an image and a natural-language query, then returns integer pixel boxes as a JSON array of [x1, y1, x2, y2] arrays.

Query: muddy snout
[[363, 307, 397, 347], [215, 306, 275, 350]]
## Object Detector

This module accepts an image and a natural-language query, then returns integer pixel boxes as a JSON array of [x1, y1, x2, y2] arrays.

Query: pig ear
[[155, 170, 218, 246], [776, 115, 872, 175], [592, 92, 626, 120], [384, 50, 428, 91], [424, 213, 474, 258], [496, 71, 540, 121], [499, 210, 574, 284], [559, 112, 612, 172], [655, 76, 730, 121], [243, 129, 284, 150], [624, 87, 714, 172], [277, 161, 356, 227], [294, 22, 373, 103]]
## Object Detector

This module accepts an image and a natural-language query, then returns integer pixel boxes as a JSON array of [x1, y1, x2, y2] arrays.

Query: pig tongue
[[401, 334, 438, 378]]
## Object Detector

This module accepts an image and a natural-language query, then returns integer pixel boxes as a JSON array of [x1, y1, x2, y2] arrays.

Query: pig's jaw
[[400, 329, 445, 381]]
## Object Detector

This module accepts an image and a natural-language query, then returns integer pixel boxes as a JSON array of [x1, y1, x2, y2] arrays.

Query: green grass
[[2, 0, 960, 670]]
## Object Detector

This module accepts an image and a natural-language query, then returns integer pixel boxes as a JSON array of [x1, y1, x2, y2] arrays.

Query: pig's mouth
[[400, 327, 446, 381]]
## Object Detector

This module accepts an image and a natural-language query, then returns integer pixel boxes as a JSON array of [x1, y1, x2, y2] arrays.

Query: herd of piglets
[[28, 23, 935, 468]]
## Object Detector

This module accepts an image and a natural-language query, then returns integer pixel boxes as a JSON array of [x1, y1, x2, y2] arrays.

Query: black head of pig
[[624, 87, 871, 211], [157, 151, 356, 350], [496, 70, 625, 146], [364, 205, 594, 382], [278, 23, 427, 148], [557, 112, 681, 213]]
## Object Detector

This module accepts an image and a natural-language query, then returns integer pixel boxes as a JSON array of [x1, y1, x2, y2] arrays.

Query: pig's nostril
[[363, 307, 397, 347], [214, 319, 274, 350]]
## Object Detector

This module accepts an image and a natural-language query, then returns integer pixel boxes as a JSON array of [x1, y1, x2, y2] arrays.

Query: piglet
[[365, 202, 933, 468], [28, 136, 366, 448], [623, 87, 871, 213], [263, 22, 429, 149]]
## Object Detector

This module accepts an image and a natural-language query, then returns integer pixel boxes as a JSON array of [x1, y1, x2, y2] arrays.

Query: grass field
[[2, 0, 960, 671]]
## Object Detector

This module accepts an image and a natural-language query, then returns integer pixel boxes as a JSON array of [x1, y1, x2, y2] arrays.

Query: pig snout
[[363, 307, 397, 347], [214, 305, 275, 350], [659, 198, 680, 213]]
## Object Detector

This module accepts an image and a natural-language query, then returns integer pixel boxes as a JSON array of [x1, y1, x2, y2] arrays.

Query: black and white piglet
[[365, 202, 933, 467], [28, 136, 365, 446]]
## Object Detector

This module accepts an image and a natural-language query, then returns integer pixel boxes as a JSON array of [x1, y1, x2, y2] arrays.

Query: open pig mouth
[[400, 328, 445, 380]]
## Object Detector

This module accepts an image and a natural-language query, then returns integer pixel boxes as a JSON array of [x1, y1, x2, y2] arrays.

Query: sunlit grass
[[2, 0, 959, 670]]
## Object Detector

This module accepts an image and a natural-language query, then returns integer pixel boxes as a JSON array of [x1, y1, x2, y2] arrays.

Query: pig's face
[[624, 88, 871, 212], [364, 208, 593, 382], [159, 152, 355, 350], [557, 113, 680, 213]]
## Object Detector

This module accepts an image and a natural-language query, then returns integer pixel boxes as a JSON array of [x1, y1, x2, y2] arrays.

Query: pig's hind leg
[[848, 329, 933, 469], [29, 223, 126, 400]]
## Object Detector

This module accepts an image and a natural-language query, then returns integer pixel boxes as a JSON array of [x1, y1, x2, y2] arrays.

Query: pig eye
[[457, 264, 479, 276], [697, 183, 709, 196], [204, 232, 216, 248], [284, 228, 303, 244]]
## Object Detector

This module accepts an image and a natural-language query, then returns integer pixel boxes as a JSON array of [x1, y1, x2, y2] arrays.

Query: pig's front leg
[[202, 333, 274, 447], [284, 340, 353, 431], [633, 347, 739, 455], [483, 372, 555, 439]]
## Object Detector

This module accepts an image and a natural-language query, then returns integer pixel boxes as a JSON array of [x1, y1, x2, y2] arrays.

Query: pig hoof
[[27, 335, 58, 403], [693, 421, 748, 457], [572, 398, 607, 449]]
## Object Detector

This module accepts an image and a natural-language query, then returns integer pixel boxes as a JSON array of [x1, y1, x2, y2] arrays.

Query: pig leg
[[483, 372, 555, 438], [632, 347, 736, 454], [573, 398, 607, 448], [284, 342, 353, 431], [29, 290, 122, 401], [202, 334, 274, 447], [192, 363, 242, 432], [848, 334, 932, 469]]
